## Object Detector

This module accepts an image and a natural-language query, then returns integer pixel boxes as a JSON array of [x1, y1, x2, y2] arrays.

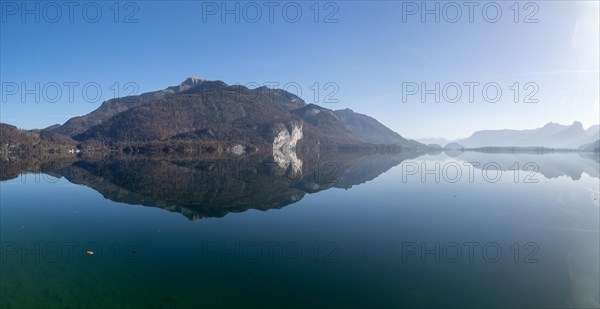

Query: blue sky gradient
[[1, 1, 598, 139]]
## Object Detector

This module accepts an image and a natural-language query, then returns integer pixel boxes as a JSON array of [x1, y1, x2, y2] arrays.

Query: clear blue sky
[[1, 1, 598, 139]]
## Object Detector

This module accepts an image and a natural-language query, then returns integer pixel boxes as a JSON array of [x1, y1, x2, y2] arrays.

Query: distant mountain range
[[1, 77, 423, 159], [417, 122, 599, 150], [580, 139, 600, 152]]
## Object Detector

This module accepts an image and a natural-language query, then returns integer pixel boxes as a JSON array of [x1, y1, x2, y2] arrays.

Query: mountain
[[415, 137, 453, 146], [50, 77, 209, 137], [74, 82, 301, 142], [1, 123, 76, 153], [445, 142, 464, 150], [291, 104, 361, 145], [333, 108, 421, 146], [42, 78, 422, 154], [579, 139, 600, 152], [456, 122, 600, 149], [43, 124, 61, 131]]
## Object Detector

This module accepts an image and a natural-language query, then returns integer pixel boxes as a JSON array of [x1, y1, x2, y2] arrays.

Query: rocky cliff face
[[273, 123, 303, 174]]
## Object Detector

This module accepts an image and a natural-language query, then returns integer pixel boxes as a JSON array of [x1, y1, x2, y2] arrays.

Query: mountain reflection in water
[[1, 150, 598, 220], [1, 151, 421, 220]]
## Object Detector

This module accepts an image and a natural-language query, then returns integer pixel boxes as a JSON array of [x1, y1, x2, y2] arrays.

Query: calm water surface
[[1, 152, 599, 308]]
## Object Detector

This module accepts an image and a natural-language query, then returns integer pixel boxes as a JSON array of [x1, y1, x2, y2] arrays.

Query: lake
[[1, 151, 599, 308]]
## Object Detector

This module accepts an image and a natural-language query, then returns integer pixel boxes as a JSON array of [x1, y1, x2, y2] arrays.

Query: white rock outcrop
[[230, 144, 245, 155], [273, 123, 303, 174]]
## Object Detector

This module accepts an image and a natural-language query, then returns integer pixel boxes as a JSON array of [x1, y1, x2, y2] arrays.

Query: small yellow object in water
[[86, 251, 95, 255]]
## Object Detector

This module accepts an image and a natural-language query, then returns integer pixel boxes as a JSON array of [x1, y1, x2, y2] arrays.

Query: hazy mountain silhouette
[[445, 142, 464, 150], [580, 139, 600, 152], [455, 122, 599, 149]]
